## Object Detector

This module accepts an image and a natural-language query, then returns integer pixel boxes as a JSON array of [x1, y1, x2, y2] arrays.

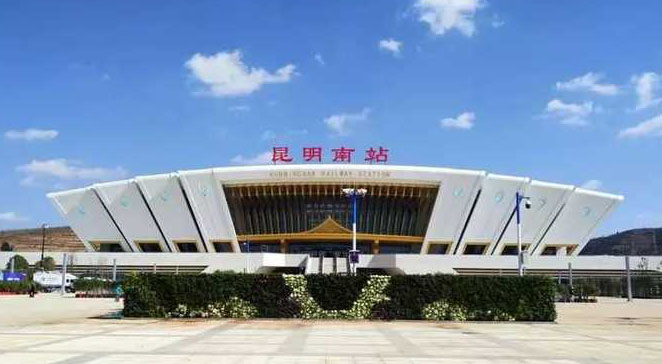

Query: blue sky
[[1, 0, 662, 236]]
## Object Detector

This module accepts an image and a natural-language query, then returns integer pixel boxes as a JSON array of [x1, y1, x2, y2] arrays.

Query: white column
[[60, 253, 68, 295]]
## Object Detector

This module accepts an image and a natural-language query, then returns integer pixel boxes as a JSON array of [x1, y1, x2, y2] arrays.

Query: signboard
[[271, 146, 389, 164], [1, 272, 26, 282]]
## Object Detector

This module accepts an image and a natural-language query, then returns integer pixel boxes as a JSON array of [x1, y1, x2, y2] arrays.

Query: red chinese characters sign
[[270, 146, 389, 164]]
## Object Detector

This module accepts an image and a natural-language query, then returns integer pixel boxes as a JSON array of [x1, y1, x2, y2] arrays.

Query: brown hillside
[[0, 226, 85, 252]]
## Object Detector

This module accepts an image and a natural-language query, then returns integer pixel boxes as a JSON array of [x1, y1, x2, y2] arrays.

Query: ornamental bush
[[374, 275, 556, 321], [73, 278, 115, 293], [305, 274, 369, 310], [0, 280, 35, 293], [122, 273, 556, 321], [122, 272, 299, 318], [284, 275, 390, 319]]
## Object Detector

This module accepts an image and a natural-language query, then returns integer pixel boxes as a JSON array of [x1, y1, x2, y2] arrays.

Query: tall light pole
[[40, 223, 49, 269], [515, 192, 531, 277], [342, 188, 367, 275]]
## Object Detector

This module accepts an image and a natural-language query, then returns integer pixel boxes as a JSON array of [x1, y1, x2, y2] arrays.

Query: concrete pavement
[[1, 295, 661, 363]]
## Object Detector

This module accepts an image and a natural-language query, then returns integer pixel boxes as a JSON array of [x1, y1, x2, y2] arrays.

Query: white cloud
[[4, 128, 59, 141], [580, 179, 603, 190], [261, 130, 277, 141], [618, 114, 662, 138], [230, 151, 273, 165], [378, 39, 403, 56], [440, 111, 475, 130], [491, 14, 505, 28], [556, 72, 619, 96], [185, 50, 296, 97], [228, 105, 250, 112], [314, 53, 325, 65], [323, 108, 371, 136], [0, 212, 29, 222], [413, 0, 484, 37], [17, 159, 127, 186], [544, 99, 594, 126], [261, 129, 308, 141], [631, 72, 661, 110]]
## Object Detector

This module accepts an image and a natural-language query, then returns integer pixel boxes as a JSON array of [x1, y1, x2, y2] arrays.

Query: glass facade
[[379, 243, 422, 254], [287, 242, 371, 256], [225, 183, 438, 237]]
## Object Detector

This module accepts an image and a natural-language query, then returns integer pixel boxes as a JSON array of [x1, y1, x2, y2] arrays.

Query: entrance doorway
[[287, 242, 371, 257]]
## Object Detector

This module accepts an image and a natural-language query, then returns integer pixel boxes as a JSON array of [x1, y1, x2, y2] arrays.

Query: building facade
[[47, 165, 623, 258]]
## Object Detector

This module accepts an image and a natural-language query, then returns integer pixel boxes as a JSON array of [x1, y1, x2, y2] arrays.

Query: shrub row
[[122, 272, 298, 318], [0, 281, 33, 294], [374, 275, 556, 321], [73, 278, 116, 293], [122, 273, 556, 321]]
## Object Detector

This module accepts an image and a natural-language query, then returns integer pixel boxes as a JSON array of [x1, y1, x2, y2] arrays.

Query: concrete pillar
[[556, 246, 567, 256], [112, 258, 117, 281], [626, 255, 632, 302], [60, 253, 68, 296]]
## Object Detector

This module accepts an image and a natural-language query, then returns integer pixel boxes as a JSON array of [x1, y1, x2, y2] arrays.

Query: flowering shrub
[[422, 300, 468, 321], [168, 297, 258, 319], [284, 275, 390, 319], [375, 274, 556, 321], [122, 273, 556, 321]]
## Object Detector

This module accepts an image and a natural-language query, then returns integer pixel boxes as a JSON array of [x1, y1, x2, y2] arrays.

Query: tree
[[0, 242, 13, 251], [35, 256, 56, 271], [5, 254, 29, 271]]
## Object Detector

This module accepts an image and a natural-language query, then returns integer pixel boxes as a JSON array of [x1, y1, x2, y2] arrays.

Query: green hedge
[[73, 278, 116, 292], [0, 281, 33, 293], [123, 272, 299, 318], [122, 273, 556, 321], [373, 275, 556, 321], [306, 274, 369, 310]]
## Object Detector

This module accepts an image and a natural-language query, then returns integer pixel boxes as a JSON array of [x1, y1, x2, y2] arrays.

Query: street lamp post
[[40, 223, 49, 269], [342, 188, 367, 275], [515, 192, 531, 277]]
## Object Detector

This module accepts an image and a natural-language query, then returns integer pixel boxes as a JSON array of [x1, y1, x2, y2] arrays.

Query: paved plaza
[[1, 295, 661, 363]]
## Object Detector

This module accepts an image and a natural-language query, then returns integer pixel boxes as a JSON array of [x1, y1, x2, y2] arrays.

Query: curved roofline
[[208, 163, 486, 176], [45, 164, 624, 199]]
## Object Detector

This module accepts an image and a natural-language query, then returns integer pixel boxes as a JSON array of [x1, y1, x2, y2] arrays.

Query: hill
[[581, 228, 662, 256], [0, 226, 84, 252]]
